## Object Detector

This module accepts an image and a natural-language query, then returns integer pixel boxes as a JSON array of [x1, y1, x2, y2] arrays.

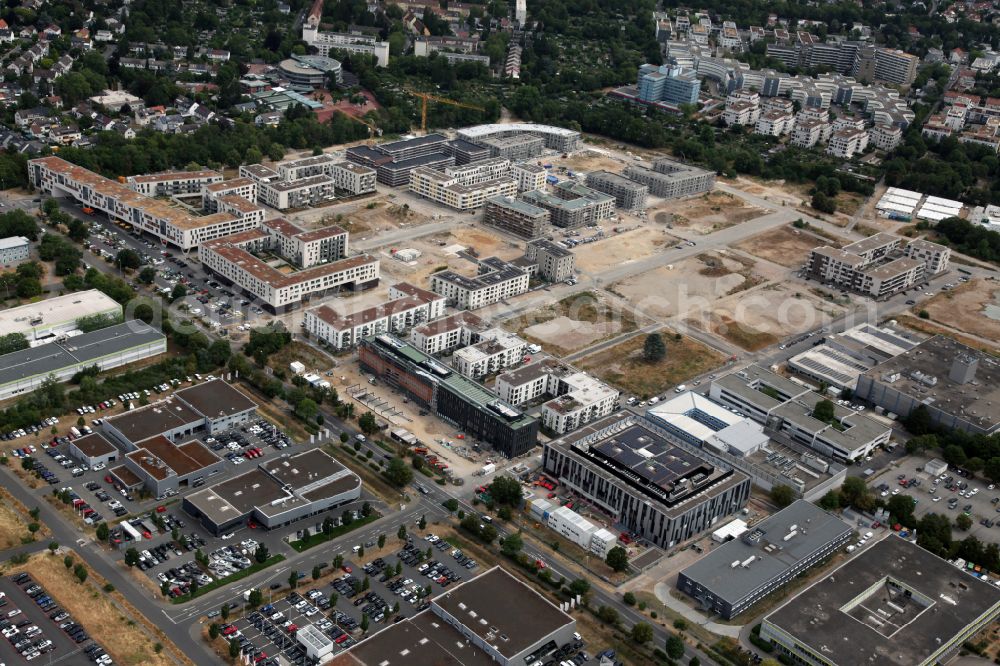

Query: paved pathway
[[653, 581, 743, 638]]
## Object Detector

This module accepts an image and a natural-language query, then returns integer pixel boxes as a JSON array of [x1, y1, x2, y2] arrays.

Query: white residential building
[[409, 312, 486, 355], [869, 124, 902, 152], [511, 163, 546, 193], [429, 257, 529, 309], [791, 117, 832, 148], [126, 170, 223, 196], [826, 128, 869, 158], [304, 282, 445, 349], [755, 109, 794, 136], [453, 328, 527, 379]]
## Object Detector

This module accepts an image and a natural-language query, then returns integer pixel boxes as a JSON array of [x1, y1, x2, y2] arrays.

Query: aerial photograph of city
[[0, 0, 996, 664]]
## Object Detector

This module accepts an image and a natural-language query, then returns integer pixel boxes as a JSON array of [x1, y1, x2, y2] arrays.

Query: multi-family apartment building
[[525, 238, 575, 282], [202, 178, 258, 212], [29, 157, 258, 251], [511, 162, 546, 193], [806, 233, 947, 299], [522, 185, 615, 229], [868, 123, 903, 152], [495, 359, 619, 434], [126, 170, 224, 197], [484, 196, 550, 239], [479, 134, 545, 161], [200, 221, 379, 312], [755, 108, 795, 136], [826, 127, 869, 158], [624, 157, 715, 199], [258, 175, 336, 210], [429, 256, 529, 310], [583, 171, 648, 209], [409, 159, 518, 210], [723, 90, 761, 126], [304, 282, 445, 349], [409, 311, 486, 355], [453, 328, 527, 379], [791, 115, 833, 148]]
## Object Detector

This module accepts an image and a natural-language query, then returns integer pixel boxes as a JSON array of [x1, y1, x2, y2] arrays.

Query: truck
[[82, 206, 95, 215], [120, 521, 142, 542], [69, 426, 81, 438], [481, 463, 496, 476]]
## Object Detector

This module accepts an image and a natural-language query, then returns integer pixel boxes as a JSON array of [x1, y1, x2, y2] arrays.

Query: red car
[[104, 475, 113, 484], [156, 505, 166, 513], [285, 624, 298, 634], [342, 565, 352, 574], [335, 634, 349, 644], [222, 625, 237, 636]]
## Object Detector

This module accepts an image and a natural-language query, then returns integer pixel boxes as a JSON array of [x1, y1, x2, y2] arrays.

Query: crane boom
[[406, 89, 486, 133]]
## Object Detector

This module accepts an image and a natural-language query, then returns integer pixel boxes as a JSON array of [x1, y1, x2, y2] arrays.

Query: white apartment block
[[718, 21, 743, 52], [409, 167, 517, 211], [903, 238, 951, 275], [723, 94, 761, 127], [301, 26, 390, 67], [127, 170, 223, 196], [200, 220, 379, 312], [259, 175, 336, 210], [409, 312, 486, 356], [868, 124, 902, 152], [826, 128, 869, 158], [495, 359, 619, 434], [203, 178, 257, 212], [304, 282, 445, 350], [277, 154, 339, 181], [213, 195, 267, 228], [832, 116, 866, 132], [330, 162, 377, 195], [429, 257, 529, 309], [29, 157, 258, 251], [791, 117, 832, 148], [446, 158, 512, 185], [453, 328, 527, 379], [755, 109, 794, 136], [511, 163, 546, 193]]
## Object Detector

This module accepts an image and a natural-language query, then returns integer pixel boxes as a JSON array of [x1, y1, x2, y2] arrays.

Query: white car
[[891, 488, 900, 495], [220, 533, 234, 540], [933, 496, 942, 502]]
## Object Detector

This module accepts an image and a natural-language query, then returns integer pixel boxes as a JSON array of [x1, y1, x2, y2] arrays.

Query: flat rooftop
[[378, 133, 448, 154], [0, 321, 165, 389], [0, 289, 120, 337], [551, 412, 748, 514], [105, 396, 202, 444], [412, 311, 485, 338], [330, 609, 495, 666], [130, 435, 221, 478], [433, 566, 575, 659], [681, 500, 851, 606], [175, 378, 257, 420], [861, 335, 1000, 431], [486, 195, 548, 218], [71, 433, 117, 458], [764, 536, 1000, 666]]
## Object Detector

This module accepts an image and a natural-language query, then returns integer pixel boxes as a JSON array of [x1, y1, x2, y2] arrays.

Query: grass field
[[577, 330, 726, 398], [14, 550, 189, 666], [0, 487, 46, 548]]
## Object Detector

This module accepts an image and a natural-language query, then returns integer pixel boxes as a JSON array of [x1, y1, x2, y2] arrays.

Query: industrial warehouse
[[542, 412, 751, 549], [182, 448, 362, 535], [676, 500, 852, 619]]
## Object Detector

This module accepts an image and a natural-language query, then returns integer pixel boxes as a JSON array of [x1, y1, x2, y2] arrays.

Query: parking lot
[[0, 572, 113, 665], [226, 533, 478, 665], [870, 456, 1000, 544]]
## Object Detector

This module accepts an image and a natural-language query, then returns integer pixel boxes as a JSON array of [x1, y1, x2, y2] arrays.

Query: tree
[[769, 484, 795, 508], [568, 578, 591, 599], [138, 267, 157, 284], [358, 411, 379, 435], [333, 554, 344, 570], [385, 457, 414, 487], [208, 623, 220, 640], [248, 589, 263, 607], [378, 534, 386, 549], [115, 249, 141, 271], [903, 404, 933, 435], [501, 532, 524, 557], [944, 444, 968, 467], [488, 476, 523, 506], [643, 333, 666, 362], [631, 622, 653, 644], [888, 495, 917, 528], [957, 513, 973, 531], [229, 638, 240, 659], [818, 490, 840, 511], [812, 399, 835, 423], [255, 543, 270, 564], [295, 398, 318, 423], [498, 506, 512, 521], [73, 563, 88, 584], [323, 517, 334, 535], [597, 605, 619, 624], [288, 570, 299, 589], [418, 515, 427, 530], [161, 580, 170, 596], [605, 546, 629, 572], [312, 565, 322, 580], [124, 547, 140, 567], [397, 525, 407, 541], [63, 555, 74, 569], [47, 541, 58, 554], [623, 591, 636, 606], [666, 634, 686, 660], [171, 284, 187, 301]]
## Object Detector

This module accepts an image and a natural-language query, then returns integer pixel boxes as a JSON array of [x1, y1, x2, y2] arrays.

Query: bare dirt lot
[[505, 291, 644, 357], [609, 251, 771, 320], [718, 176, 807, 207], [375, 224, 523, 287], [736, 225, 846, 268], [292, 195, 431, 237], [573, 226, 673, 273], [576, 328, 726, 398], [695, 282, 847, 351], [12, 550, 188, 666], [547, 149, 625, 173], [918, 278, 1000, 344], [651, 191, 765, 235]]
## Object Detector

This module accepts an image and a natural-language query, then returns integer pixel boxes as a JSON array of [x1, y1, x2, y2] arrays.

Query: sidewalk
[[653, 581, 743, 638]]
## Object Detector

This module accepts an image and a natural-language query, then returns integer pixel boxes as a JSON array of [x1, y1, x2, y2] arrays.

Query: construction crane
[[338, 111, 382, 143], [406, 89, 485, 133]]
